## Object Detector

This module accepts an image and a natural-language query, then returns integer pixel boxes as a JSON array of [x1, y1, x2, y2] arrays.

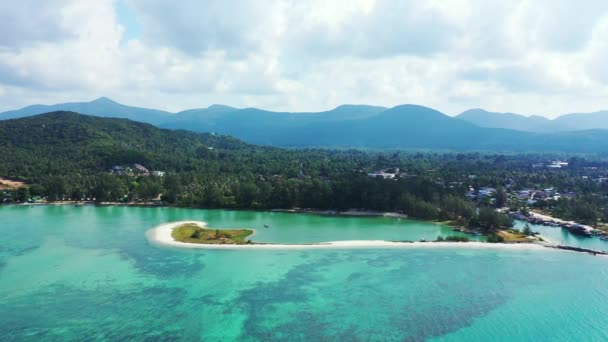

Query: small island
[[171, 223, 253, 244]]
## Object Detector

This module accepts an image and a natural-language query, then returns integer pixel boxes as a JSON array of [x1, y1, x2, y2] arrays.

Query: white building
[[547, 161, 569, 169], [368, 172, 395, 179]]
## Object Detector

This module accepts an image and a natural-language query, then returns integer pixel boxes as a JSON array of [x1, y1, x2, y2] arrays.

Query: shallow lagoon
[[1, 205, 608, 341]]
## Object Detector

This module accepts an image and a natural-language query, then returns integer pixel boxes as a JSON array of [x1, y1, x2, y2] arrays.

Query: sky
[[1, 0, 608, 117]]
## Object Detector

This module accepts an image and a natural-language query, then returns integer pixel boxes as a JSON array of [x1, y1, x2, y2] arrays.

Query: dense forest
[[1, 112, 607, 231]]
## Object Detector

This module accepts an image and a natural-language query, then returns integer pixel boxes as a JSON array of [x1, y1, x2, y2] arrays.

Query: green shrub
[[190, 229, 201, 239], [445, 235, 470, 242]]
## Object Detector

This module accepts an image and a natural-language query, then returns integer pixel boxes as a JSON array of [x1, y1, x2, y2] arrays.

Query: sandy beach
[[147, 221, 548, 250], [529, 211, 575, 225], [529, 211, 594, 228]]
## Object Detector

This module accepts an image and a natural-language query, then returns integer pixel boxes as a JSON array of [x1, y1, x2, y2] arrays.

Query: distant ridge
[[457, 108, 608, 132], [1, 98, 608, 152], [0, 97, 173, 124]]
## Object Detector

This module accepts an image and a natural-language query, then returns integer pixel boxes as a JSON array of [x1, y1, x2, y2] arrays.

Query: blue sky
[[0, 0, 607, 117], [114, 0, 142, 42]]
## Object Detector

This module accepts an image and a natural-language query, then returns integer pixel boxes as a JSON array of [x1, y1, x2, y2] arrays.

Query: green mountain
[[457, 108, 608, 132], [0, 97, 173, 124], [0, 111, 249, 177]]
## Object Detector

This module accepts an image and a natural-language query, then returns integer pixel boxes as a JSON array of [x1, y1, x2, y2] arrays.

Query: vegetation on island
[[1, 112, 608, 239], [436, 235, 470, 242], [171, 223, 253, 244]]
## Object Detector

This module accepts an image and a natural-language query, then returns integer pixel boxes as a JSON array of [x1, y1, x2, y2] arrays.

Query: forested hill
[[0, 110, 248, 149], [0, 111, 253, 177]]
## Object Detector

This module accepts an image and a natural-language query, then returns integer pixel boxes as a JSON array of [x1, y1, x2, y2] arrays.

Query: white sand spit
[[147, 221, 547, 250]]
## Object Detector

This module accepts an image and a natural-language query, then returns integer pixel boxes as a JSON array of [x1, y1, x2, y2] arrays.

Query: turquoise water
[[1, 205, 608, 341]]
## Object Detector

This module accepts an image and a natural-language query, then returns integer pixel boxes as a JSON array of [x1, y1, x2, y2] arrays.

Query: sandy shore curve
[[146, 221, 548, 250]]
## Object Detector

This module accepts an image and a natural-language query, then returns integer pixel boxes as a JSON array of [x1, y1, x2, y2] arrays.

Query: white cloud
[[0, 0, 608, 116], [130, 0, 285, 57], [0, 0, 74, 50]]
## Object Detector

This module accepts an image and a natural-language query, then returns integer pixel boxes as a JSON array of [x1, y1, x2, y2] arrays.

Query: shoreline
[[147, 220, 550, 251], [14, 203, 413, 220], [15, 201, 166, 207], [8, 203, 457, 231], [11, 203, 410, 219], [271, 208, 410, 219]]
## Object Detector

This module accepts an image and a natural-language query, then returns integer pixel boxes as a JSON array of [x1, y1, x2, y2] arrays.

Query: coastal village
[[110, 164, 165, 177], [364, 160, 608, 241]]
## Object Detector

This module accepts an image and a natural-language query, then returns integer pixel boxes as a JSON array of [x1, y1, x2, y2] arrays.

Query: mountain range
[[457, 108, 608, 132], [1, 98, 607, 153]]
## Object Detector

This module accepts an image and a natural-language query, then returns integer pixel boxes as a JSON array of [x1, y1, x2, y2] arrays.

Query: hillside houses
[[368, 168, 401, 179], [478, 187, 496, 197], [110, 164, 165, 177], [547, 160, 569, 169], [465, 183, 579, 206], [368, 171, 395, 179], [133, 164, 149, 175], [110, 165, 126, 175], [466, 187, 496, 200], [532, 160, 570, 169]]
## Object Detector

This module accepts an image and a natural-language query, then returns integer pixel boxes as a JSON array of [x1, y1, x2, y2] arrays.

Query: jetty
[[550, 245, 608, 256]]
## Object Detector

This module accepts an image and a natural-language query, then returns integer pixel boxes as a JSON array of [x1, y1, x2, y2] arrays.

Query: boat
[[568, 225, 593, 237], [264, 224, 269, 228]]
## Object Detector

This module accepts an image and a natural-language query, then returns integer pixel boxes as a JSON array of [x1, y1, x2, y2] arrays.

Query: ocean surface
[[1, 205, 608, 341]]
